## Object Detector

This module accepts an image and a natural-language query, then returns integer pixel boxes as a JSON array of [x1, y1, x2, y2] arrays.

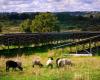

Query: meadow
[[0, 49, 100, 80]]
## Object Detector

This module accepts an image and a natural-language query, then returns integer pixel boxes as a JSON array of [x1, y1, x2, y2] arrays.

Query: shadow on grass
[[0, 45, 53, 58], [0, 43, 100, 57], [0, 42, 70, 57]]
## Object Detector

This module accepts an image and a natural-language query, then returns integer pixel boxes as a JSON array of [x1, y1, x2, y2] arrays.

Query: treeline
[[0, 12, 38, 32], [0, 12, 100, 21], [55, 12, 100, 31], [0, 12, 100, 32], [0, 12, 38, 20]]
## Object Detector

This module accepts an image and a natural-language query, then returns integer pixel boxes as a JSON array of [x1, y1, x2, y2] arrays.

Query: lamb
[[6, 60, 23, 72], [32, 58, 43, 68], [56, 58, 73, 68], [46, 57, 53, 68]]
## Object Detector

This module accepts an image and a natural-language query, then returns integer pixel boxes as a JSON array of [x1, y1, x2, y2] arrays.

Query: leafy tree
[[0, 22, 3, 32], [31, 12, 60, 32], [20, 19, 32, 32]]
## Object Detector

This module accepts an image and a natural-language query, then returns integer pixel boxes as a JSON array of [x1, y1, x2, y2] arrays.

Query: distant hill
[[0, 11, 100, 33], [0, 11, 100, 20]]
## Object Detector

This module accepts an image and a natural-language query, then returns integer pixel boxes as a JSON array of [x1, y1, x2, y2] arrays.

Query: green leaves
[[0, 22, 3, 32], [20, 12, 60, 33], [20, 19, 32, 32]]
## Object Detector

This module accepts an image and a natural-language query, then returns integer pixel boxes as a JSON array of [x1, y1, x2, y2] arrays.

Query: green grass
[[0, 50, 100, 80]]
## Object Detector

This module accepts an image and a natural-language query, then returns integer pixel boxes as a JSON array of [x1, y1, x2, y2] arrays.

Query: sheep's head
[[39, 63, 43, 67], [18, 66, 23, 71], [48, 57, 53, 60]]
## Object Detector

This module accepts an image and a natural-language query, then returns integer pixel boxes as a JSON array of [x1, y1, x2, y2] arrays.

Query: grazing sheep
[[15, 59, 22, 67], [32, 58, 43, 68], [46, 57, 53, 68], [56, 58, 60, 67], [56, 58, 73, 68], [6, 60, 23, 72]]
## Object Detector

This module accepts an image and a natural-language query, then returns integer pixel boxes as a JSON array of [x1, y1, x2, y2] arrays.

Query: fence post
[[89, 39, 92, 54], [8, 38, 9, 54], [76, 43, 78, 54]]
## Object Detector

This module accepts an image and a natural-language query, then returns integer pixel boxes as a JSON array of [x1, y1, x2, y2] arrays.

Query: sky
[[0, 0, 100, 12]]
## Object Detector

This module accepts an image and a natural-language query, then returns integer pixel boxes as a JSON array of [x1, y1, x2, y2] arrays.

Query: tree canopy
[[0, 22, 3, 32], [20, 12, 60, 33], [20, 19, 32, 32], [31, 13, 60, 32]]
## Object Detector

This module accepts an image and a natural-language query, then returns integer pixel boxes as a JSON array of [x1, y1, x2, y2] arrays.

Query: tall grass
[[0, 52, 100, 80]]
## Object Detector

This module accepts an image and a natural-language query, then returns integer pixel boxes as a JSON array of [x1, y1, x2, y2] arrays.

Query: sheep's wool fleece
[[46, 59, 53, 65], [58, 59, 71, 65]]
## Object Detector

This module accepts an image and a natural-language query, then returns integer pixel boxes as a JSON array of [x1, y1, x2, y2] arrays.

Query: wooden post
[[76, 43, 78, 54], [96, 42, 99, 55], [8, 38, 9, 54], [69, 45, 72, 53], [89, 39, 92, 54], [73, 34, 75, 42], [82, 44, 85, 50], [18, 39, 21, 54]]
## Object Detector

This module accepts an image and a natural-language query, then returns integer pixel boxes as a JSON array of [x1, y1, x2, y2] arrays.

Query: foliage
[[20, 13, 60, 32], [0, 22, 3, 32], [31, 12, 60, 32], [0, 12, 100, 33], [20, 19, 32, 32]]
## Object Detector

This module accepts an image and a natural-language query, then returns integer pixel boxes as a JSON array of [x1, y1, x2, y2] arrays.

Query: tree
[[31, 12, 60, 32], [0, 22, 3, 32], [20, 19, 32, 32]]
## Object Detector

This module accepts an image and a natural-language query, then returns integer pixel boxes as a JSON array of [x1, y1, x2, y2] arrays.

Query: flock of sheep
[[6, 57, 73, 72]]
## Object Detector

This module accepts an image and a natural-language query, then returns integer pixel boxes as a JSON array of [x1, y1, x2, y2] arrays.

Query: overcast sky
[[0, 0, 100, 12]]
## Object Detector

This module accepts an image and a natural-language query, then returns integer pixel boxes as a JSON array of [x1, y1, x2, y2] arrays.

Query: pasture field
[[0, 50, 100, 80]]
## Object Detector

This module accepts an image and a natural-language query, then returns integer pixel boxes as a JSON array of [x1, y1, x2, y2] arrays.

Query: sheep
[[15, 59, 22, 67], [56, 58, 73, 68], [32, 58, 43, 68], [46, 57, 53, 68], [56, 58, 60, 67], [6, 60, 23, 72]]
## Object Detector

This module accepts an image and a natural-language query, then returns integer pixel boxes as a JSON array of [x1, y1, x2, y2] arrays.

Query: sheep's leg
[[56, 64, 59, 68], [48, 64, 53, 69], [59, 62, 62, 67], [13, 68, 17, 71], [56, 63, 61, 68], [32, 64, 34, 67], [39, 63, 43, 68], [47, 64, 50, 68], [6, 66, 9, 72], [50, 64, 53, 69], [46, 64, 49, 68]]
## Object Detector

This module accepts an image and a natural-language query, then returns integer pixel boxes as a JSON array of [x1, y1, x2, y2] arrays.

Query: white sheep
[[46, 57, 53, 68], [56, 58, 73, 68]]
